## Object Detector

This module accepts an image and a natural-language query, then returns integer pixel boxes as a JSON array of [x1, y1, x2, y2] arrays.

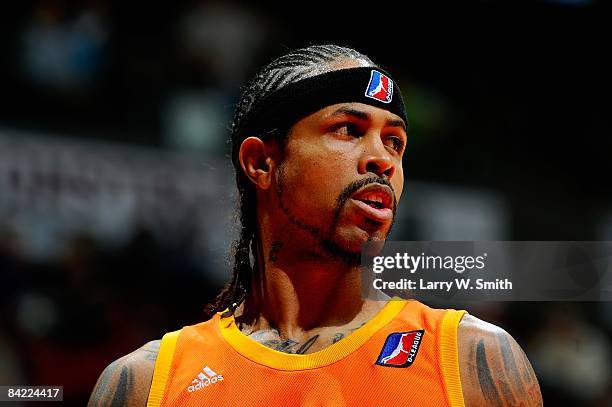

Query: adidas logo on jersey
[[187, 366, 224, 393]]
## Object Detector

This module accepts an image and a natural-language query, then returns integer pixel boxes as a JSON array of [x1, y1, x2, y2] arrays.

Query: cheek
[[305, 137, 360, 176], [278, 146, 355, 213], [393, 167, 404, 201]]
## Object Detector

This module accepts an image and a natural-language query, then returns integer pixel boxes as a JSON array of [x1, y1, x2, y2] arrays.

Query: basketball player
[[88, 45, 543, 406]]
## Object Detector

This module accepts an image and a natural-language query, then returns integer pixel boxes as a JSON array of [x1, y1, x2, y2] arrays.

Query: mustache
[[333, 176, 398, 221]]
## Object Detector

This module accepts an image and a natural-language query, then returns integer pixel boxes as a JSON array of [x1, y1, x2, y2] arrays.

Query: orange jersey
[[146, 299, 466, 407]]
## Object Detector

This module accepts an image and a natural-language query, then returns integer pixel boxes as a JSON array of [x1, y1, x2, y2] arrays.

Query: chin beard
[[275, 167, 396, 266]]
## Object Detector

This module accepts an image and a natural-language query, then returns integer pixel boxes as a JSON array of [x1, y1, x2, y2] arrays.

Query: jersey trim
[[146, 330, 180, 407], [218, 298, 407, 370], [439, 309, 468, 407]]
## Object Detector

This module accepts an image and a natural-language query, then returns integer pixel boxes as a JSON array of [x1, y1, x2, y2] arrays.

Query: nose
[[358, 135, 396, 179]]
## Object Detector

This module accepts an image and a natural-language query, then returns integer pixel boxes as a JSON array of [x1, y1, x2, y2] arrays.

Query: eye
[[331, 122, 362, 137], [384, 135, 405, 153]]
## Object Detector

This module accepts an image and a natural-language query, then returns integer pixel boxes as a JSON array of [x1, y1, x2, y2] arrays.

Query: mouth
[[350, 184, 394, 223]]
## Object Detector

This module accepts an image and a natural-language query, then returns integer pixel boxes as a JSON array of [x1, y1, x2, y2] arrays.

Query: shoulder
[[457, 314, 543, 407], [87, 340, 160, 407]]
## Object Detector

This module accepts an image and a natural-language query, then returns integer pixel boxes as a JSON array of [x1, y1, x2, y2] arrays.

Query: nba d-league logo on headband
[[365, 70, 393, 103]]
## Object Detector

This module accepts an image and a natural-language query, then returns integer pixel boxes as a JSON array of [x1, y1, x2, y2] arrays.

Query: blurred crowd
[[0, 227, 218, 403], [0, 0, 611, 405]]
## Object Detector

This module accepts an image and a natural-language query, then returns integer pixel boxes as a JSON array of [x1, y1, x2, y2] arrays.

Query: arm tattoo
[[474, 332, 543, 407], [88, 361, 119, 407], [476, 339, 503, 405], [110, 366, 133, 406], [141, 341, 160, 362], [497, 331, 523, 404], [88, 361, 133, 407], [88, 342, 157, 407]]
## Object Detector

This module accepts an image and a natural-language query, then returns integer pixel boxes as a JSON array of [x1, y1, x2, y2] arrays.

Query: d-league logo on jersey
[[187, 366, 224, 393], [376, 330, 424, 368], [365, 70, 393, 103]]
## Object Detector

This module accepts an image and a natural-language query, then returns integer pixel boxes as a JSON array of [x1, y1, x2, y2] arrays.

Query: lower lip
[[350, 199, 393, 223]]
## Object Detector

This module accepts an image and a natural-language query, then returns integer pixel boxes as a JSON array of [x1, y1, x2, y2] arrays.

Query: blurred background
[[0, 0, 610, 405]]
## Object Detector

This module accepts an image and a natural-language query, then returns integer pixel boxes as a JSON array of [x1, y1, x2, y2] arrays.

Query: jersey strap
[[439, 309, 468, 407], [146, 329, 180, 407]]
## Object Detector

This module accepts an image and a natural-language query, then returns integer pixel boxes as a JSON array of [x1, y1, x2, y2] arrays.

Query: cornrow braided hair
[[207, 45, 375, 317]]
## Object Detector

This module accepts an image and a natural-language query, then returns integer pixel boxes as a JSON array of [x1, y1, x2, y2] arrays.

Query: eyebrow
[[329, 107, 407, 131]]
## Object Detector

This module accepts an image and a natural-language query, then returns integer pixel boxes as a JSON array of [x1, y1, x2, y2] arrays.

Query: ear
[[239, 137, 275, 190]]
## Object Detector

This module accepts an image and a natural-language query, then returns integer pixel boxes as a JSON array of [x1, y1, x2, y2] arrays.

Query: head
[[209, 44, 407, 315]]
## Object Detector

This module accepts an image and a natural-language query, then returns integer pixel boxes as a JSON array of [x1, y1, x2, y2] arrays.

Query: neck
[[237, 237, 368, 338]]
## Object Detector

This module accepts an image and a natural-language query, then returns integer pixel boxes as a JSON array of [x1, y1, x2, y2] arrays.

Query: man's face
[[271, 102, 406, 262]]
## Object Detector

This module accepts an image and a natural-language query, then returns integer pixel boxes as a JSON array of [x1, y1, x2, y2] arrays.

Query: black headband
[[237, 67, 407, 138]]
